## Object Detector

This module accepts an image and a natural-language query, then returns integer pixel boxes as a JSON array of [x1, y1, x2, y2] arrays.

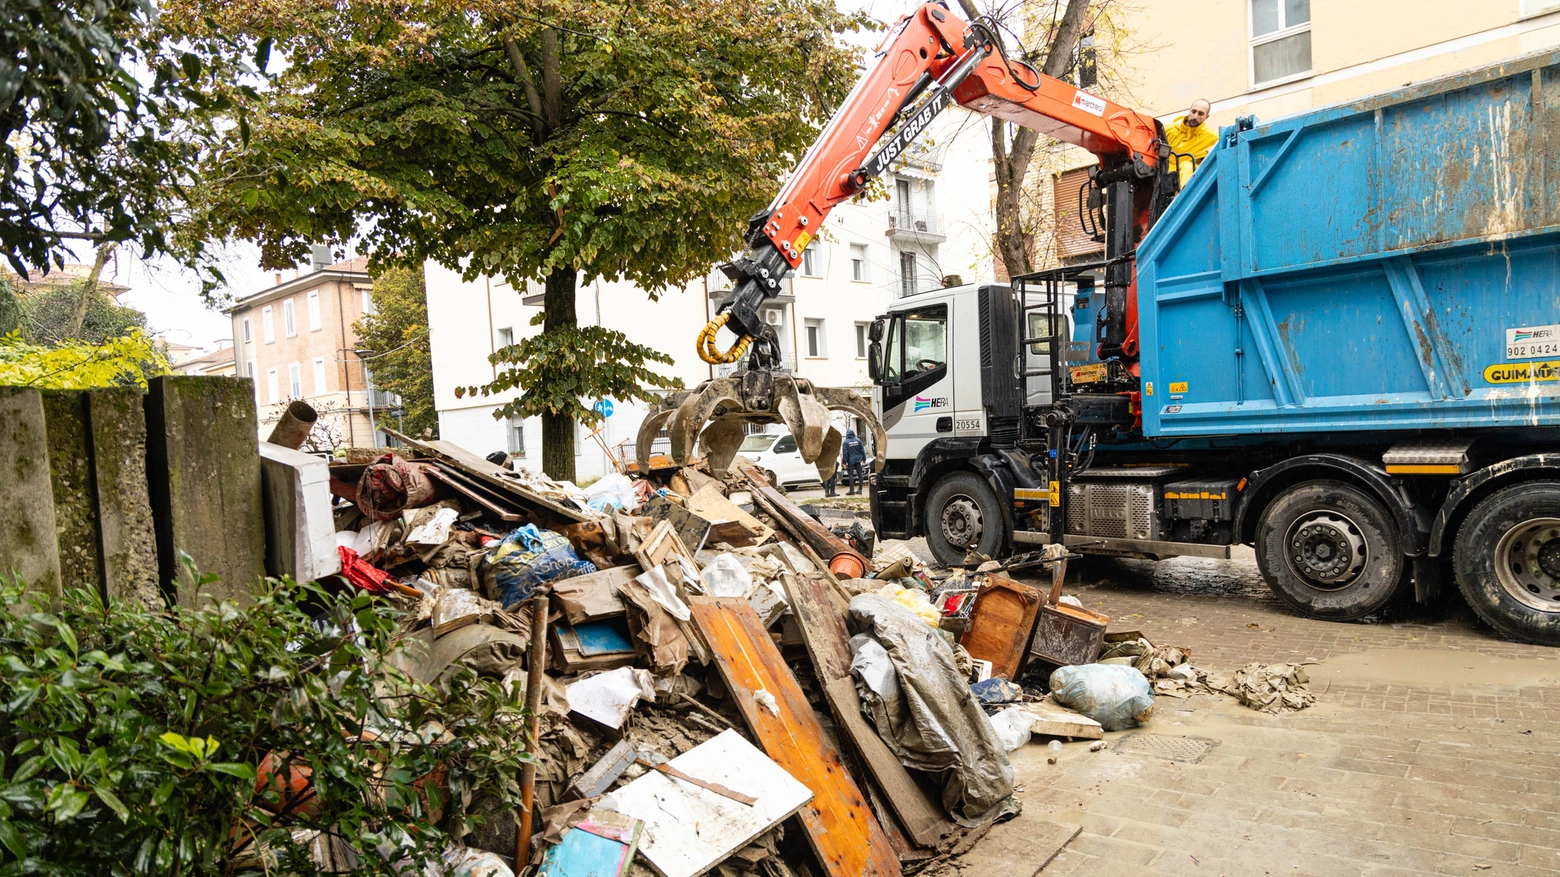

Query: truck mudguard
[[1237, 454, 1425, 556], [1428, 453, 1560, 556]]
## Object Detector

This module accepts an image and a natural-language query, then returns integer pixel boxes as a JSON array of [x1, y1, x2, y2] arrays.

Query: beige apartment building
[[1049, 0, 1560, 263], [226, 255, 393, 451]]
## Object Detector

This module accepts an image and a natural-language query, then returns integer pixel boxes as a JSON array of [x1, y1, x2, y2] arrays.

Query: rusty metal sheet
[[689, 597, 902, 877], [782, 573, 956, 849], [959, 574, 1043, 681]]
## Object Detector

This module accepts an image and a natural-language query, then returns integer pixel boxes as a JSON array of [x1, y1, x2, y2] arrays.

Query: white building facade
[[425, 108, 998, 481]]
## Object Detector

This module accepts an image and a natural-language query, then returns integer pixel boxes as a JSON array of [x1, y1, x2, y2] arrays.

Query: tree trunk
[[68, 243, 114, 340], [540, 266, 577, 482], [959, 0, 1092, 280]]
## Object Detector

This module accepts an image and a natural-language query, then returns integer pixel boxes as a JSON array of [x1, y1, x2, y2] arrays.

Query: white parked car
[[736, 432, 824, 488]]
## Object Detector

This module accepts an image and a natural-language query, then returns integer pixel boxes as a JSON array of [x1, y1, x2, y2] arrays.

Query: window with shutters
[[307, 291, 321, 331], [283, 299, 296, 337], [266, 368, 279, 403], [262, 307, 275, 343], [850, 244, 869, 282], [899, 251, 917, 297], [288, 362, 302, 398], [1053, 165, 1106, 261], [312, 357, 327, 395], [855, 322, 869, 358], [805, 319, 825, 358], [1250, 0, 1311, 88], [508, 417, 526, 456]]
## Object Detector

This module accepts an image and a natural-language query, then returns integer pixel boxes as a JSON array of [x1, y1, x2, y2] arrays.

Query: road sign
[[593, 399, 615, 418]]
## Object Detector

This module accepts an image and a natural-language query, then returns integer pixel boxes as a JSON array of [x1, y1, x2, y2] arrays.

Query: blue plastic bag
[[1049, 663, 1155, 731], [970, 677, 1024, 705], [483, 524, 596, 609]]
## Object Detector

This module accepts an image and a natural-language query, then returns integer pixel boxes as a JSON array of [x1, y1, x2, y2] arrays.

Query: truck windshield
[[896, 305, 947, 381]]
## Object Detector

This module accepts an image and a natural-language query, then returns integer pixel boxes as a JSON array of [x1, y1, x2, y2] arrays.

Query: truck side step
[[1383, 439, 1474, 475], [1013, 530, 1232, 560]]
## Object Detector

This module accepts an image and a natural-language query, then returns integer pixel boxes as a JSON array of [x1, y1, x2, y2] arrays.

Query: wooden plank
[[689, 598, 902, 877], [595, 729, 811, 877], [781, 573, 954, 849], [380, 428, 590, 523]]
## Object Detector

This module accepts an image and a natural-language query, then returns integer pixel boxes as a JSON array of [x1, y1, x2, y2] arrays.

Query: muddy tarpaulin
[[847, 593, 1016, 826]]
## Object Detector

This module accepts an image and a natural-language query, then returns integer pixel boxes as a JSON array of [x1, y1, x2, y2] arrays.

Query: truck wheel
[[924, 472, 1005, 566], [1452, 481, 1560, 646], [1255, 481, 1406, 620]]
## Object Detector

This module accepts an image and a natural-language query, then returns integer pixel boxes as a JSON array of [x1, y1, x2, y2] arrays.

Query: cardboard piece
[[538, 809, 643, 877], [551, 565, 637, 625]]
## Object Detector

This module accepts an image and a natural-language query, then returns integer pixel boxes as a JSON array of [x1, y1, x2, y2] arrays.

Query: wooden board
[[1025, 697, 1105, 740], [686, 484, 774, 545], [595, 729, 811, 877], [642, 497, 713, 554], [781, 573, 954, 849], [960, 574, 1044, 680], [689, 598, 902, 877]]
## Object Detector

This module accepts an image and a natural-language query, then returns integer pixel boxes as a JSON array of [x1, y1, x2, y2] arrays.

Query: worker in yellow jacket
[[1165, 99, 1218, 188]]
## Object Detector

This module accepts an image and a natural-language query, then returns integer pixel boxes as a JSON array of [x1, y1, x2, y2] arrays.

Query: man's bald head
[[1186, 100, 1211, 127]]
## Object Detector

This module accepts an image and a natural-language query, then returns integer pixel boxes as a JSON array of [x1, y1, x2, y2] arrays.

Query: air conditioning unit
[[763, 309, 783, 326]]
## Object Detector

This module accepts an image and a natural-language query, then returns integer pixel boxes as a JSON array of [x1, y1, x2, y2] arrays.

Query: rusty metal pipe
[[742, 467, 868, 578], [265, 400, 319, 450], [515, 590, 550, 867]]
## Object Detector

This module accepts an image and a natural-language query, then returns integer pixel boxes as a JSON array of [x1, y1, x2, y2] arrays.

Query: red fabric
[[337, 546, 393, 594], [356, 453, 436, 521]]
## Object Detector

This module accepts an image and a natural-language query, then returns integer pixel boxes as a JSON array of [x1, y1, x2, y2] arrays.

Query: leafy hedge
[[0, 574, 530, 875]]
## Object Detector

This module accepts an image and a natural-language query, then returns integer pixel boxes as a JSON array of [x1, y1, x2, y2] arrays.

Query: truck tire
[[1255, 481, 1407, 621], [924, 471, 1006, 567], [1451, 481, 1560, 646]]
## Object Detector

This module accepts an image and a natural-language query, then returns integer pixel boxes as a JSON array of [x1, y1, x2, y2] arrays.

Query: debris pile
[[273, 430, 1316, 875]]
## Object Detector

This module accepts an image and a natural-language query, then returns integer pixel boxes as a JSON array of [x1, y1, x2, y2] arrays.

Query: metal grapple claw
[[636, 370, 887, 479], [813, 386, 889, 472]]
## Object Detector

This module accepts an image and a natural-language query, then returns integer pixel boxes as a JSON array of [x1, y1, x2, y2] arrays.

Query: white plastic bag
[[1049, 663, 1155, 731], [701, 553, 754, 598], [583, 473, 639, 512], [987, 705, 1034, 752]]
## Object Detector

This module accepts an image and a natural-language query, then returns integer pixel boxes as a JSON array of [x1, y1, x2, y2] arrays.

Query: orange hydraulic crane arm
[[646, 2, 1171, 479], [707, 1, 1165, 369]]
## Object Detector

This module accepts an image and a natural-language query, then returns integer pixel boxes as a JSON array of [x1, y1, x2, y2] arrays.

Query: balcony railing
[[715, 352, 796, 378], [886, 210, 946, 241]]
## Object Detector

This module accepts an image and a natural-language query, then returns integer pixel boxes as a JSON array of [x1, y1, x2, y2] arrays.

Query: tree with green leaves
[[355, 265, 438, 439], [0, 0, 246, 281], [169, 0, 866, 480]]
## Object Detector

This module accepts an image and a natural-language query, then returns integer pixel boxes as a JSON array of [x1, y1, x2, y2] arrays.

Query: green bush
[[0, 573, 531, 875]]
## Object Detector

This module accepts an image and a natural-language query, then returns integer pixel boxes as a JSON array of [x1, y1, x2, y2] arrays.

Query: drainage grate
[[1110, 733, 1218, 764]]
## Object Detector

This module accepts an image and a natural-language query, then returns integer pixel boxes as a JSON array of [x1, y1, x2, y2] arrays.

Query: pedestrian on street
[[842, 429, 868, 495]]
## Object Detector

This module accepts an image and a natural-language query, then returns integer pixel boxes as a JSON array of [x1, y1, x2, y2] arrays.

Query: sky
[[100, 0, 934, 351]]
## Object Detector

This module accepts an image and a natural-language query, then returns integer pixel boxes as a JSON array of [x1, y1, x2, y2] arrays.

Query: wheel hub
[[1494, 517, 1560, 612], [940, 496, 983, 549], [1286, 511, 1368, 590]]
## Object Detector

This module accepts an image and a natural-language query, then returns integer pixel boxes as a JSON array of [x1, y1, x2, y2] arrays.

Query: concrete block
[[259, 441, 341, 582], [0, 387, 61, 602], [86, 388, 159, 607], [40, 390, 100, 595], [145, 376, 266, 607]]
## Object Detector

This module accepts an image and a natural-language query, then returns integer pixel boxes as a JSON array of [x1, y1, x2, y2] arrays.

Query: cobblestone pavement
[[991, 549, 1560, 877]]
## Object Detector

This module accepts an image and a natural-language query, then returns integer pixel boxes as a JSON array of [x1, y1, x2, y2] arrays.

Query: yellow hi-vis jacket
[[1165, 116, 1219, 188]]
